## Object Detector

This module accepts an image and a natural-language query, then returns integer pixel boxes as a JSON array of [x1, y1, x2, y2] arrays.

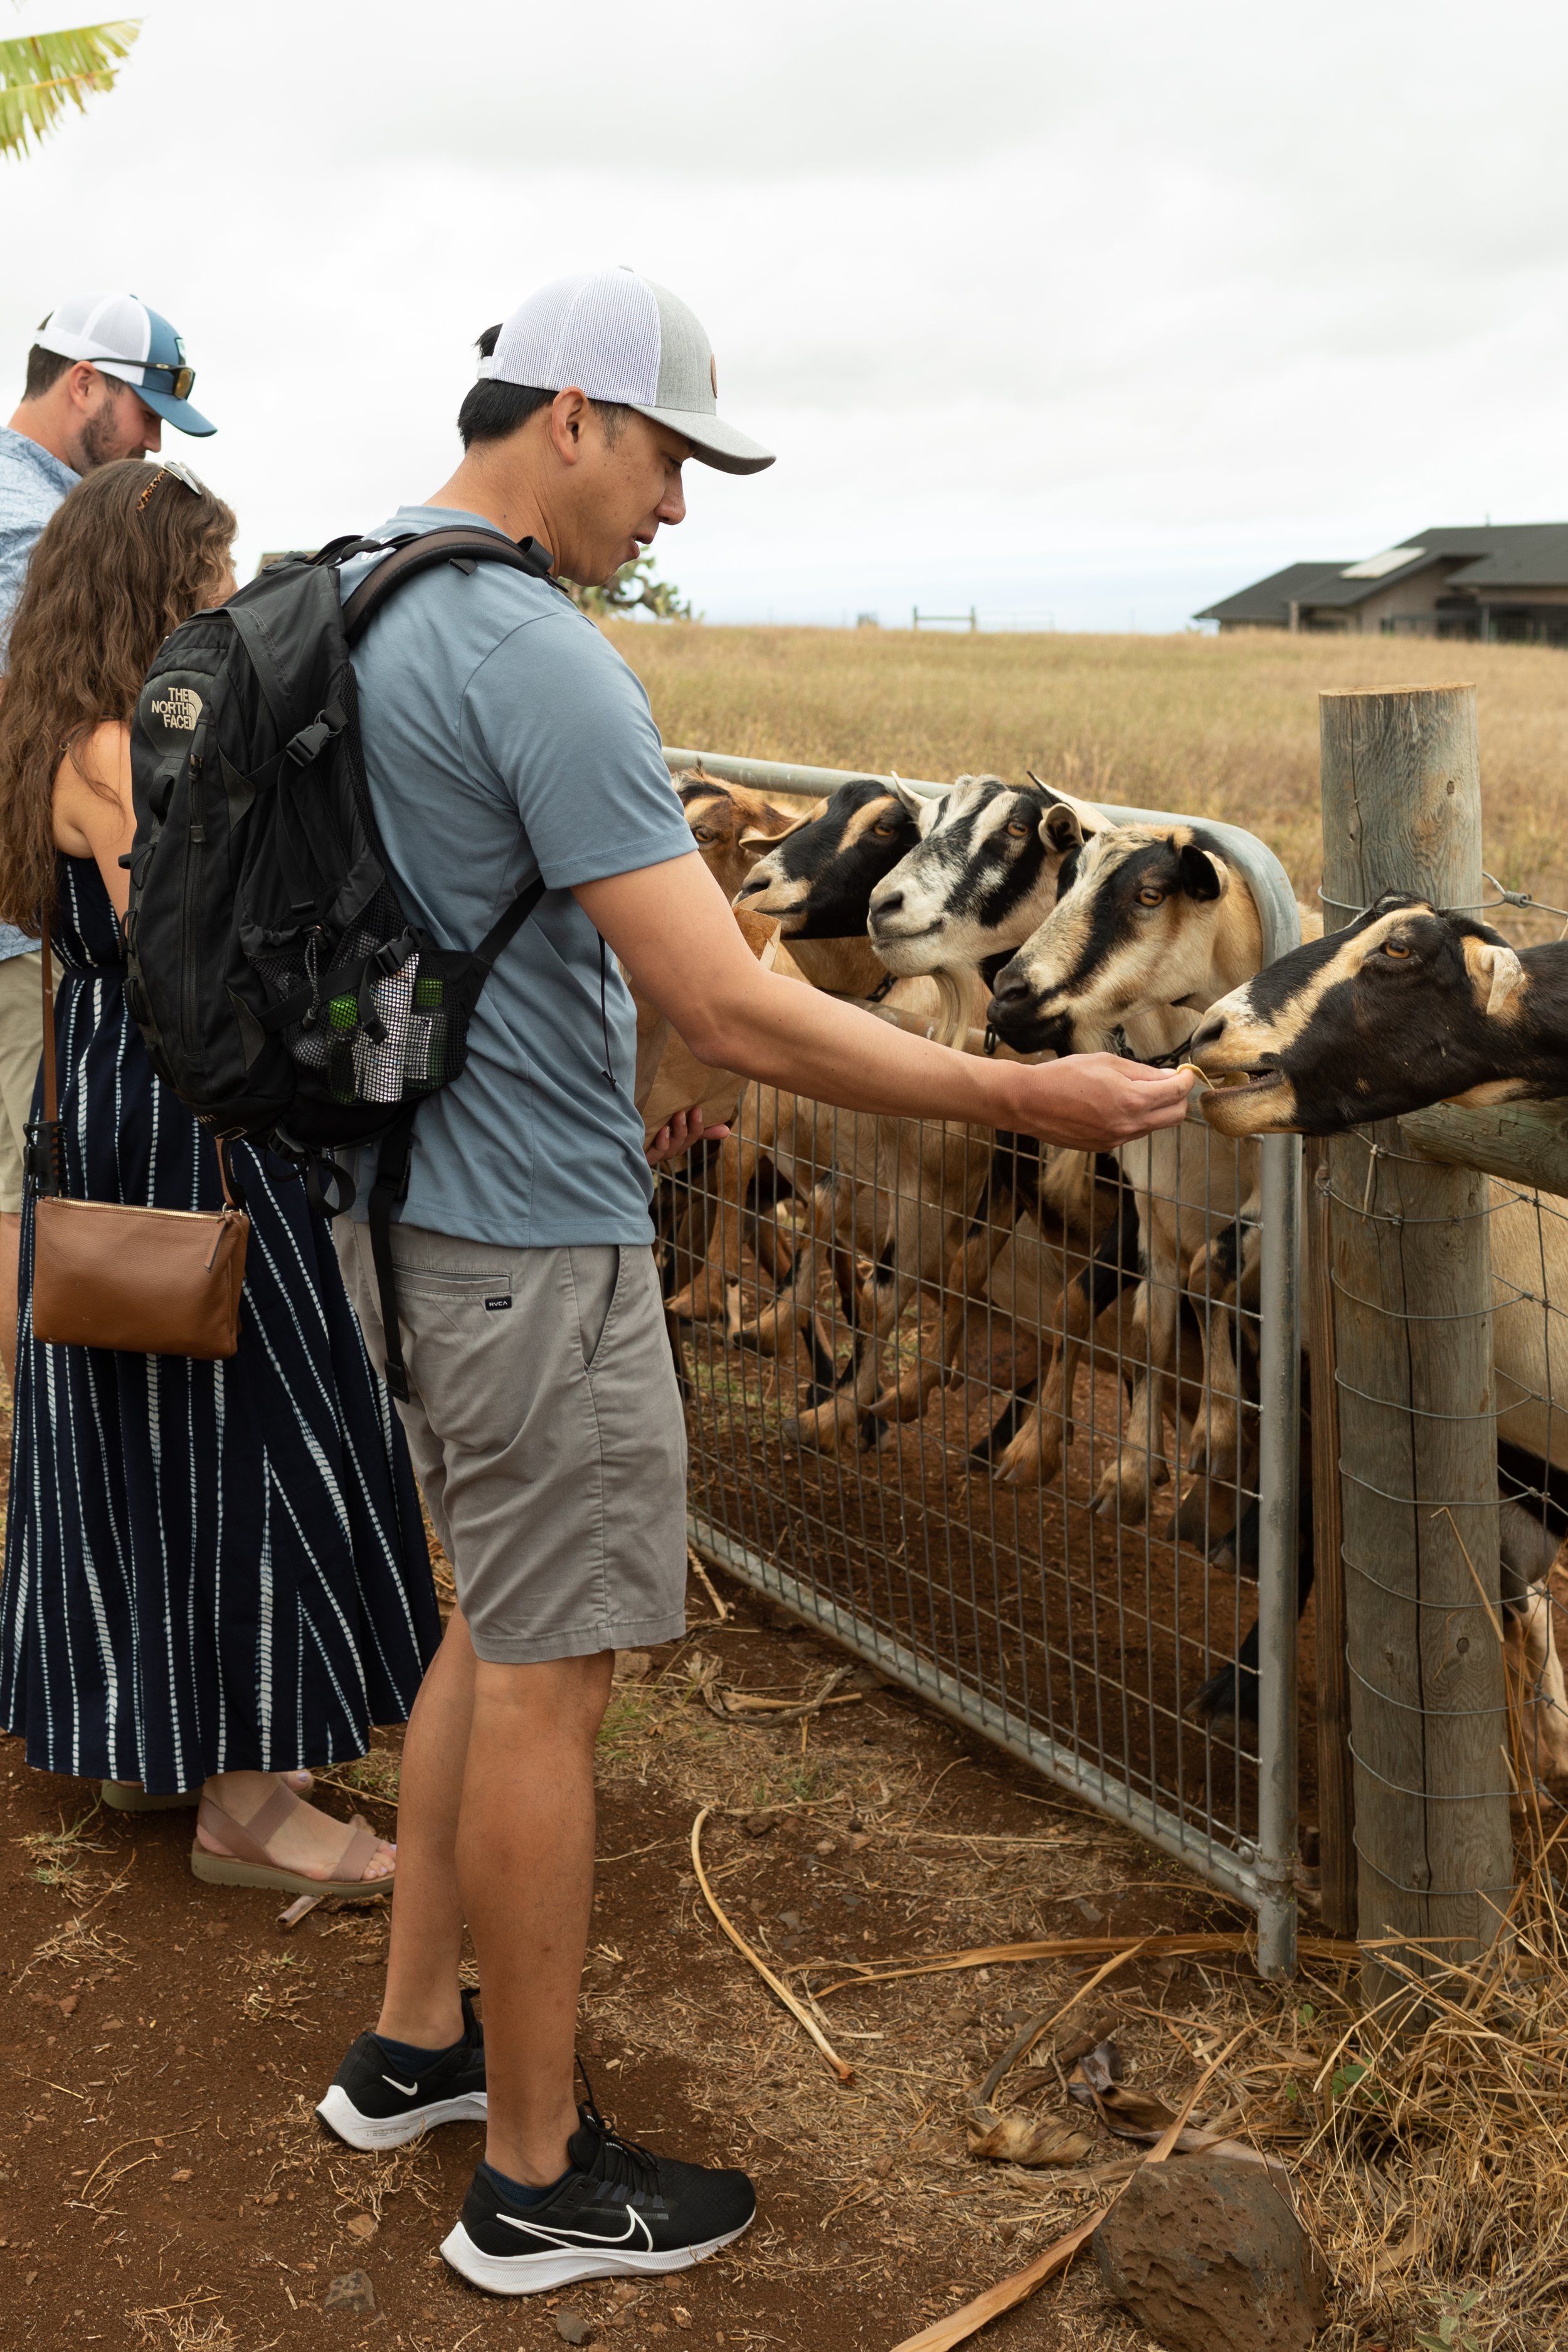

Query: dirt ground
[[0, 1550, 1273, 2352]]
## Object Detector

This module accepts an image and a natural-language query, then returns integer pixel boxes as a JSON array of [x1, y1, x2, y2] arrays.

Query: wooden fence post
[[1318, 685, 1513, 2007]]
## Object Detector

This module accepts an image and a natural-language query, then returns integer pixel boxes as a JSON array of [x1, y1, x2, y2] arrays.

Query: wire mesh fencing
[[659, 1076, 1302, 1972]]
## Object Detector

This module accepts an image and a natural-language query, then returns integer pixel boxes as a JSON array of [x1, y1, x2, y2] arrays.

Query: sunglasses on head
[[137, 356, 197, 402], [136, 457, 207, 512], [78, 352, 198, 404]]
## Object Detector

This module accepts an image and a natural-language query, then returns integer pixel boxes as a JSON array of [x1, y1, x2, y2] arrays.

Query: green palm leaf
[[0, 19, 140, 161]]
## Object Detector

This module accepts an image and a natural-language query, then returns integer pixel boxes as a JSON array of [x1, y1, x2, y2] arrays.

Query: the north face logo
[[149, 685, 202, 731]]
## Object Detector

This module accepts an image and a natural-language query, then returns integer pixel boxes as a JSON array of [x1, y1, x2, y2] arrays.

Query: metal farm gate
[[657, 750, 1304, 1975]]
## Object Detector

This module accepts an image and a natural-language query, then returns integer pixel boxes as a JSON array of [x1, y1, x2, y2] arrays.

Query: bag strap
[[340, 528, 556, 645], [366, 1104, 418, 1402], [332, 526, 554, 1407], [363, 874, 548, 1406], [28, 911, 62, 1199], [457, 876, 548, 1006], [39, 910, 56, 1127]]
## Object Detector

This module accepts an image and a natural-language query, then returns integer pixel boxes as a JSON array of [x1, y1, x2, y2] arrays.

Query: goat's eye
[[691, 826, 715, 843], [1136, 887, 1164, 908], [1007, 820, 1031, 839], [872, 820, 899, 836], [1382, 941, 1412, 959]]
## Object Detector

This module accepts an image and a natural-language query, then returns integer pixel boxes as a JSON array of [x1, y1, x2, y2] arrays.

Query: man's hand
[[645, 1105, 730, 1168], [1009, 1054, 1197, 1150]]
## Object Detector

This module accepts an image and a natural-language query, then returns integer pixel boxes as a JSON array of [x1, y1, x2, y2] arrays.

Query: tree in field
[[0, 14, 139, 160], [568, 547, 697, 624]]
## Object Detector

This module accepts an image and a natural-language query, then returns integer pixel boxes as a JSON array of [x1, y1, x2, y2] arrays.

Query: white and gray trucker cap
[[481, 267, 773, 476]]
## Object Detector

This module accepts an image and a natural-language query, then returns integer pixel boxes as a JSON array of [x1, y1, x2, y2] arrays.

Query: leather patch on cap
[[710, 354, 718, 397]]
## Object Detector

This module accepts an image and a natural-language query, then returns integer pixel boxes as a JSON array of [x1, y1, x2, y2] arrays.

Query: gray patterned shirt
[[0, 425, 78, 960]]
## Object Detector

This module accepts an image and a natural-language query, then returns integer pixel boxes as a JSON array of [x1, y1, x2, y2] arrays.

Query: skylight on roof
[[1341, 547, 1426, 580]]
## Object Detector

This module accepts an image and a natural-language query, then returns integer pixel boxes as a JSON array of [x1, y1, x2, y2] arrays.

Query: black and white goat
[[1192, 894, 1568, 1140], [867, 774, 1101, 980], [1182, 892, 1568, 1746]]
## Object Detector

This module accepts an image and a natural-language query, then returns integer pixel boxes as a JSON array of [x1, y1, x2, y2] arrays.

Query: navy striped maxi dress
[[0, 855, 439, 1794]]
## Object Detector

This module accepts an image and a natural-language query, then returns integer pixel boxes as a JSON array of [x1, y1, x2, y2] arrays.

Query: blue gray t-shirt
[[341, 506, 696, 1248], [0, 425, 77, 963]]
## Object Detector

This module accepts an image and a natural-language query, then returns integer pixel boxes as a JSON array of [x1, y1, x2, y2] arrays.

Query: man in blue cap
[[0, 292, 215, 1372], [1, 290, 216, 648]]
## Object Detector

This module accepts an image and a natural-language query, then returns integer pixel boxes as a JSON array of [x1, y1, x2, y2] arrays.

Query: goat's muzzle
[[987, 971, 1072, 1054]]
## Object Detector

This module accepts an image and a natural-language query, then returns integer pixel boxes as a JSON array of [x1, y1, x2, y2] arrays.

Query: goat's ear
[[889, 771, 927, 817], [1177, 844, 1228, 902], [738, 808, 809, 852], [1465, 935, 1527, 1017], [1040, 802, 1085, 856]]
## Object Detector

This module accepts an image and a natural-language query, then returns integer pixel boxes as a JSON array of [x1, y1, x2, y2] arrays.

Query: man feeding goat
[[312, 265, 1198, 2301]]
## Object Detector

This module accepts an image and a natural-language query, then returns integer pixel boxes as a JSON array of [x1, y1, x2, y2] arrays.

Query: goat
[[713, 776, 1009, 1446], [730, 776, 1131, 1448], [868, 774, 1102, 979], [855, 775, 1122, 1435], [1190, 894, 1568, 1138], [733, 773, 979, 1046], [1185, 895, 1568, 1744], [982, 817, 1313, 1518], [675, 770, 813, 903]]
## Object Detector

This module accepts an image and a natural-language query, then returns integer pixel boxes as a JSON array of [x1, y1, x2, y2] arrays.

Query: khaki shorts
[[0, 950, 43, 1214], [335, 1222, 688, 1665]]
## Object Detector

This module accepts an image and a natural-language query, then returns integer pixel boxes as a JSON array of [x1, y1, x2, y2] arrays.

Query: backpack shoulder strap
[[340, 529, 556, 645]]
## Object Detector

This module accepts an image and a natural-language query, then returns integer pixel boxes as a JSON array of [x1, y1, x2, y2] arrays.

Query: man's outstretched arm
[[575, 851, 1195, 1151]]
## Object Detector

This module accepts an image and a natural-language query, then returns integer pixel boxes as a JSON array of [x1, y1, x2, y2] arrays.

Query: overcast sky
[[6, 0, 1567, 628]]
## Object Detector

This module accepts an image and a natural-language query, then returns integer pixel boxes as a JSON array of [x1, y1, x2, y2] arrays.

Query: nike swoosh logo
[[381, 2074, 421, 2096], [497, 2209, 653, 2252]]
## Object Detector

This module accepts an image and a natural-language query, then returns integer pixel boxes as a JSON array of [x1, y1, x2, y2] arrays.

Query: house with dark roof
[[1196, 526, 1568, 644]]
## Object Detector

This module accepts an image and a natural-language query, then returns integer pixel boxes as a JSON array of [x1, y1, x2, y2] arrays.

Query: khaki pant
[[336, 1222, 688, 1664], [0, 950, 43, 1213]]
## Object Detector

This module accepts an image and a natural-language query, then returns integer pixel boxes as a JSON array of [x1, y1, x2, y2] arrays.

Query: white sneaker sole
[[315, 2084, 487, 2150], [438, 2212, 754, 2297]]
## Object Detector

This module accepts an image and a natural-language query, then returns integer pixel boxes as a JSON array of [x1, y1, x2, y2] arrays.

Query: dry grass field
[[609, 623, 1568, 913]]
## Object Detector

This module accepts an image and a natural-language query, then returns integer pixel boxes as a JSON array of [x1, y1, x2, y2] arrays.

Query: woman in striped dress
[[0, 459, 439, 1897]]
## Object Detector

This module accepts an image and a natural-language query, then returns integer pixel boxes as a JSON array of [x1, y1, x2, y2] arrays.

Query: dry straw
[[889, 2028, 1256, 2352], [586, 1569, 1568, 2346]]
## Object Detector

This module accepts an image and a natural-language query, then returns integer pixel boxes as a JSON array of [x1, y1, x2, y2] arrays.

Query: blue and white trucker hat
[[482, 268, 772, 476], [33, 291, 215, 437]]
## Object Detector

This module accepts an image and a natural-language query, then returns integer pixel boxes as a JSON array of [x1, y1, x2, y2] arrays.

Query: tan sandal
[[189, 1784, 393, 1900]]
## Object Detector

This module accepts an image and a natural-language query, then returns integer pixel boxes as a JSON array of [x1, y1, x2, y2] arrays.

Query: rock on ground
[[320, 2269, 376, 2314], [1093, 2153, 1330, 2351]]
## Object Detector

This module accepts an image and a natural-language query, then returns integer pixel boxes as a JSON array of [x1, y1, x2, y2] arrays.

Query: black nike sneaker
[[316, 1989, 487, 2149], [439, 2090, 756, 2296]]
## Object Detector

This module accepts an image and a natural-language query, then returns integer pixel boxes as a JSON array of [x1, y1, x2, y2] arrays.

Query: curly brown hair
[[0, 458, 236, 929]]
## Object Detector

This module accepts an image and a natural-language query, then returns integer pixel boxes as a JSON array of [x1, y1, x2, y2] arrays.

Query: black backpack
[[124, 527, 557, 1398]]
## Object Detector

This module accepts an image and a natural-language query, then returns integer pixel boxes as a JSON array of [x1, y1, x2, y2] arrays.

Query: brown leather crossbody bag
[[29, 915, 250, 1359]]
